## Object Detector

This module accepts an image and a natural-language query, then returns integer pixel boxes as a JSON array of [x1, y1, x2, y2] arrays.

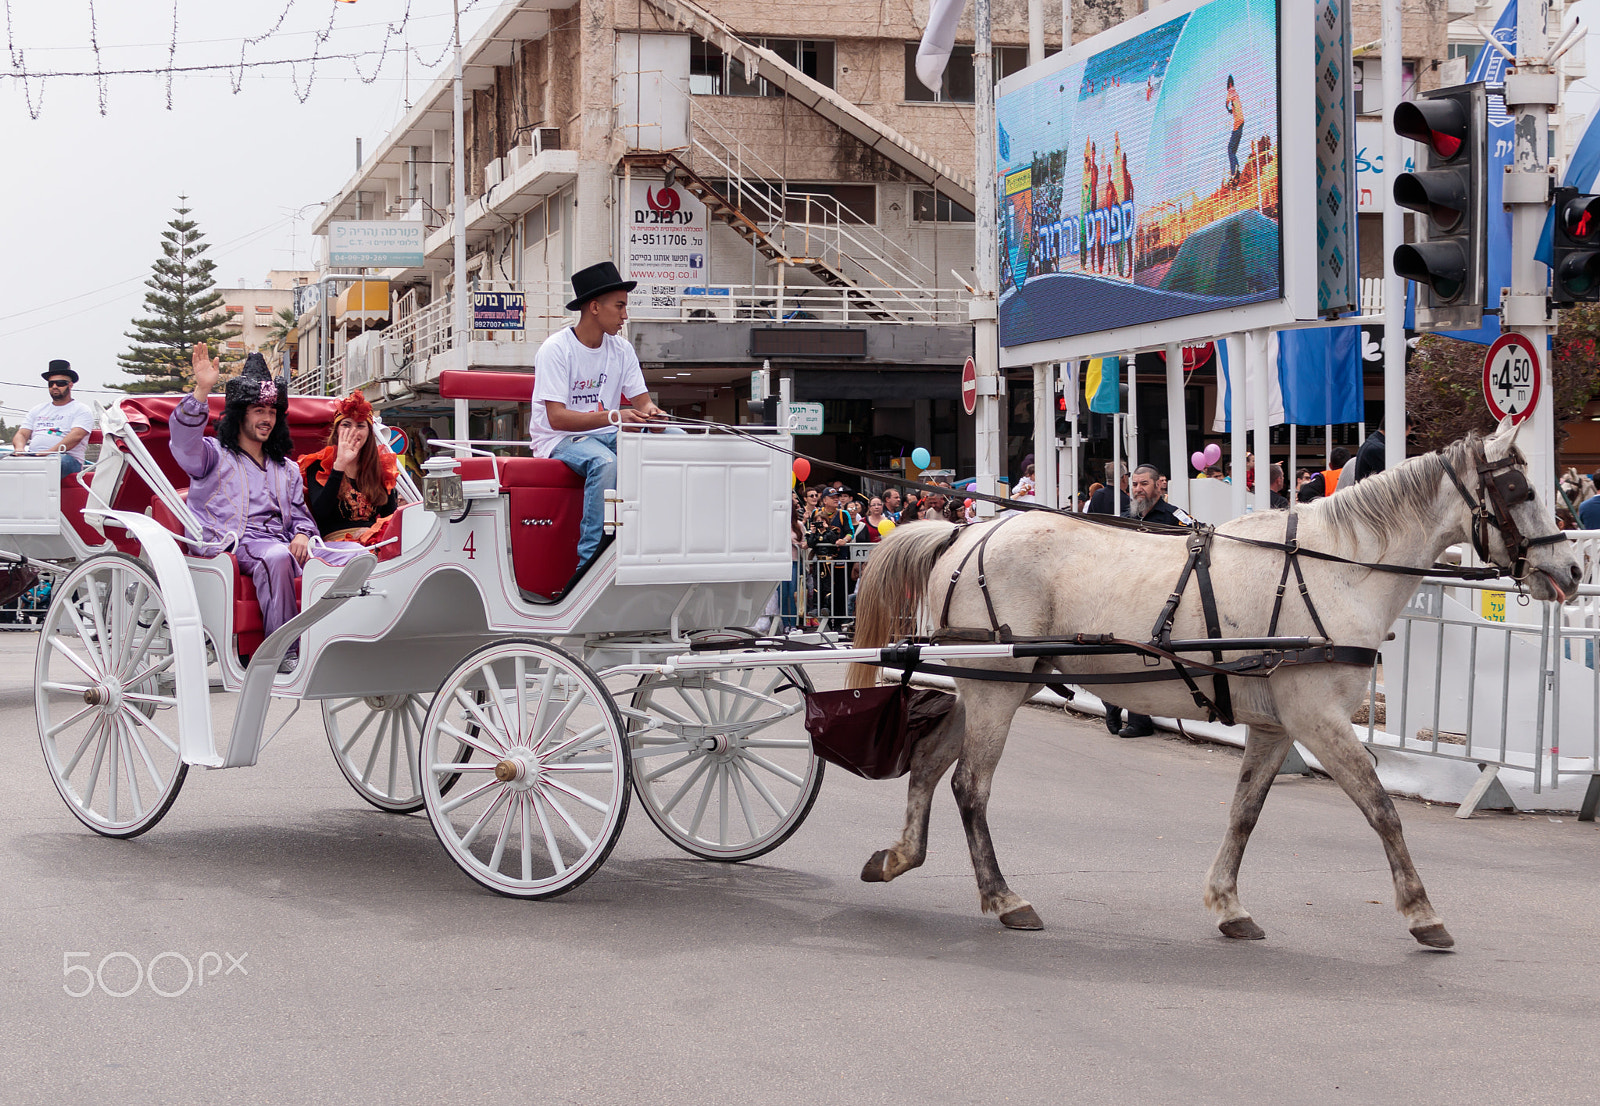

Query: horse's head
[[1455, 418, 1582, 603]]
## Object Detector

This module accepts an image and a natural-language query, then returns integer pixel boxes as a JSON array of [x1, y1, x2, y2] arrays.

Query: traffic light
[[1391, 83, 1488, 330], [1054, 394, 1071, 439], [1551, 187, 1600, 305]]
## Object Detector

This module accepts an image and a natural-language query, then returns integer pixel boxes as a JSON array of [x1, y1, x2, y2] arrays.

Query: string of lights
[[1, 0, 492, 116]]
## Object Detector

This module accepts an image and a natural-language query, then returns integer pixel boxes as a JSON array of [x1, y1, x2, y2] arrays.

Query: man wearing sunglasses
[[12, 360, 94, 475]]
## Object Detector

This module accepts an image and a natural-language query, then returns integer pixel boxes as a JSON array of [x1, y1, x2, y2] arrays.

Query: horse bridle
[[1439, 446, 1565, 582]]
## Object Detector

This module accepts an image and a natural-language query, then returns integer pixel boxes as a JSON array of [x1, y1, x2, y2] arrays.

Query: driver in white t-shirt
[[12, 360, 94, 475], [530, 262, 668, 585]]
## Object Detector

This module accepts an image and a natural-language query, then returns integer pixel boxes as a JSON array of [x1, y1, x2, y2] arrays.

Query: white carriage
[[11, 370, 822, 898]]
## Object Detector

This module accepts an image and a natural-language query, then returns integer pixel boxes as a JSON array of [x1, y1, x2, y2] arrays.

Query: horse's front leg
[[948, 685, 1040, 930], [1205, 724, 1296, 939], [861, 700, 965, 883], [1295, 719, 1454, 949]]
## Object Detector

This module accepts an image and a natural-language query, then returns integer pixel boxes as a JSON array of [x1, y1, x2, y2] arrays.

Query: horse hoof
[[999, 905, 1044, 930], [860, 850, 892, 883], [1218, 916, 1267, 940], [1410, 923, 1455, 949]]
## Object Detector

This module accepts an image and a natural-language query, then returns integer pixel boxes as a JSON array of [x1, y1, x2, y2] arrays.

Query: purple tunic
[[170, 395, 359, 642]]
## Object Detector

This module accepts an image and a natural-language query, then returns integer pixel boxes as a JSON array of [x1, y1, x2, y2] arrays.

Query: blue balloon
[[911, 447, 931, 469]]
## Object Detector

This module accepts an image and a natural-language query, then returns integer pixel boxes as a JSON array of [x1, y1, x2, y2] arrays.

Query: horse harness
[[926, 513, 1379, 726], [1440, 449, 1565, 583]]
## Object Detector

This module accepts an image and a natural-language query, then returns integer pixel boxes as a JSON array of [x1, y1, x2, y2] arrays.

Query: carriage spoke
[[632, 695, 696, 727], [106, 712, 121, 823], [121, 692, 178, 707], [112, 579, 146, 677], [120, 654, 175, 692], [532, 686, 589, 753], [62, 590, 106, 674], [360, 713, 390, 787], [437, 719, 505, 761], [86, 575, 114, 675], [687, 762, 719, 837], [386, 706, 402, 801], [520, 793, 533, 883], [457, 786, 511, 850], [120, 608, 166, 681], [718, 763, 730, 846], [728, 760, 761, 838], [50, 636, 101, 682], [439, 775, 501, 816], [541, 720, 608, 763], [641, 751, 699, 782], [336, 706, 382, 756], [530, 790, 566, 876], [736, 737, 811, 749], [453, 689, 508, 752], [480, 662, 517, 746], [121, 710, 167, 794], [538, 788, 594, 852], [740, 750, 805, 787], [40, 681, 93, 696], [629, 741, 694, 759], [115, 718, 144, 819], [486, 794, 516, 875], [123, 705, 180, 755], [61, 717, 105, 781], [45, 701, 99, 739], [431, 762, 499, 772], [515, 656, 530, 750], [541, 775, 613, 815], [401, 702, 422, 799], [733, 754, 789, 818]]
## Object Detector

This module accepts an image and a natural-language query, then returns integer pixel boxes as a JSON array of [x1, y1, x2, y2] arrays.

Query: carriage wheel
[[36, 554, 186, 838], [420, 639, 630, 899], [623, 664, 822, 862], [323, 694, 434, 813]]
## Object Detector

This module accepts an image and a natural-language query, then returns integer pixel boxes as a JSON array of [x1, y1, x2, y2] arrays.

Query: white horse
[[848, 421, 1579, 948]]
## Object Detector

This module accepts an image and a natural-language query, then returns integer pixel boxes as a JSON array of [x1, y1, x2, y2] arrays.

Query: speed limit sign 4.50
[[1482, 333, 1540, 425]]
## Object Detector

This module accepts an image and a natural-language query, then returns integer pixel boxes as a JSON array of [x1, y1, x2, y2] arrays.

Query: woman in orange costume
[[299, 390, 399, 542]]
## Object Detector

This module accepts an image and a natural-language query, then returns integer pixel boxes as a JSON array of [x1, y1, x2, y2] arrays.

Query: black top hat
[[223, 352, 289, 413], [566, 261, 637, 311], [42, 359, 77, 383]]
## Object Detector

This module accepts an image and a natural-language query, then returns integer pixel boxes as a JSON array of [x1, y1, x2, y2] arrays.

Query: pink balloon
[[1203, 442, 1222, 465], [1191, 451, 1208, 471]]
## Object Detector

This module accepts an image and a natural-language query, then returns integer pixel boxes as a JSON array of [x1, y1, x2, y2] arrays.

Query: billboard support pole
[[1061, 0, 1071, 49], [1027, 0, 1043, 65], [1250, 328, 1271, 513], [1228, 334, 1247, 518], [973, 0, 1002, 517], [1033, 361, 1057, 506], [1165, 342, 1189, 511], [1380, 0, 1405, 473], [1507, 3, 1555, 501]]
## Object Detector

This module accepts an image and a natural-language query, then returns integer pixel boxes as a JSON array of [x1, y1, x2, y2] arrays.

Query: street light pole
[[972, 0, 1002, 515]]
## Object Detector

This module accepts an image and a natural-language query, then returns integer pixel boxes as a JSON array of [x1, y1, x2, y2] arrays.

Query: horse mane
[[1309, 434, 1481, 551]]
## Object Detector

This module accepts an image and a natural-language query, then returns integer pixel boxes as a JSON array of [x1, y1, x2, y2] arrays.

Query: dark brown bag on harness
[[803, 679, 956, 780]]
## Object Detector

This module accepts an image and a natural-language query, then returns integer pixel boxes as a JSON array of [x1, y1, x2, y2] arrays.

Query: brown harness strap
[[937, 517, 1015, 642], [1267, 513, 1331, 643]]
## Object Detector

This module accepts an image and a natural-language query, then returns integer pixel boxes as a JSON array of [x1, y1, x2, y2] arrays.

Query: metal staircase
[[640, 0, 975, 211]]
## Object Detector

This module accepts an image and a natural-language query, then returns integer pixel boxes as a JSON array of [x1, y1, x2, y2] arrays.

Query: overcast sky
[[0, 0, 1595, 421], [0, 0, 498, 419]]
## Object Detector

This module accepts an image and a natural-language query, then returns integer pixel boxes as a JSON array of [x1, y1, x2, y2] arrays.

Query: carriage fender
[[93, 509, 221, 768]]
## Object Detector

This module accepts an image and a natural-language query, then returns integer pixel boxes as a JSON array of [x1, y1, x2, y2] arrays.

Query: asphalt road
[[2, 630, 1597, 1105]]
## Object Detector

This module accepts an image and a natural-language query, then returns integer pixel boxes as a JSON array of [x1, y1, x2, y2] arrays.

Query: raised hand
[[333, 421, 362, 471], [191, 342, 220, 398]]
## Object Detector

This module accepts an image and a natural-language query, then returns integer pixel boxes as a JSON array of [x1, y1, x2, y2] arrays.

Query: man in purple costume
[[174, 344, 356, 672]]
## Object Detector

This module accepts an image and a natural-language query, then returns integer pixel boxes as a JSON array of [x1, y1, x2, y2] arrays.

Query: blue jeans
[[551, 431, 618, 564]]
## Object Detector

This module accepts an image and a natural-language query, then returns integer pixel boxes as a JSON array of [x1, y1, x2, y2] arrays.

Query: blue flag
[[1277, 327, 1365, 426], [1435, 0, 1515, 346]]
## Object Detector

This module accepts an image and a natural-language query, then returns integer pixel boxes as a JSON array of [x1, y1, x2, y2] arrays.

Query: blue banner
[[1277, 326, 1364, 426]]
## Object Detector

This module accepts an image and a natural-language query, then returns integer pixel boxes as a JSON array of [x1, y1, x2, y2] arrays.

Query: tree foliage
[[116, 199, 238, 393], [1406, 304, 1600, 454]]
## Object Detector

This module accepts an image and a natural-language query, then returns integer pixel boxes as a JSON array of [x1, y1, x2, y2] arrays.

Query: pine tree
[[116, 198, 239, 393]]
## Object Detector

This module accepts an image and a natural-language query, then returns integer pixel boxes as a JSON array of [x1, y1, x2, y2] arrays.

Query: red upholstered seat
[[448, 456, 583, 598], [438, 369, 536, 403], [58, 475, 108, 551]]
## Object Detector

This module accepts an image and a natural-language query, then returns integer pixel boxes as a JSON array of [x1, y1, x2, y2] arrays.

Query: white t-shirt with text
[[22, 399, 94, 461], [527, 327, 648, 458]]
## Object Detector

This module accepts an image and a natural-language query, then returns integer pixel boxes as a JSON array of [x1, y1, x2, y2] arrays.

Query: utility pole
[[1380, 0, 1406, 473], [972, 0, 1002, 515], [1505, 3, 1557, 499], [451, 0, 471, 450]]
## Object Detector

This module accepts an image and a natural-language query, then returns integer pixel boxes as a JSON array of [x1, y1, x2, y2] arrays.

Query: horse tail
[[847, 520, 960, 688]]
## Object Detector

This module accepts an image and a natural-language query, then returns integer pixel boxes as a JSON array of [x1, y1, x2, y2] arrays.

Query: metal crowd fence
[[759, 543, 880, 639], [0, 571, 53, 630], [1370, 575, 1600, 819]]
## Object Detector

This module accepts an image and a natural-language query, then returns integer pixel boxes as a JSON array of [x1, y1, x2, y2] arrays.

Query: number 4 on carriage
[[1482, 333, 1540, 425]]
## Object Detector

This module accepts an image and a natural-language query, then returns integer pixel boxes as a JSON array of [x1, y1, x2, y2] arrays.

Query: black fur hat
[[223, 352, 288, 413]]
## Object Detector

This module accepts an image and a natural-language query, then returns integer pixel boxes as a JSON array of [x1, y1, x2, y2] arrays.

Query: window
[[688, 36, 836, 97], [912, 189, 974, 223], [714, 180, 875, 225], [903, 44, 1048, 103]]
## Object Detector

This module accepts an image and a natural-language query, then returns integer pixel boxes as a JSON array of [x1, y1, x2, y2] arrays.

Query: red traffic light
[[1561, 193, 1600, 243], [1394, 99, 1467, 161]]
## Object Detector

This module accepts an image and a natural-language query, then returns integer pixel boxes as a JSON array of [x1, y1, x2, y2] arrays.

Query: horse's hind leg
[[1295, 719, 1454, 949], [1205, 724, 1296, 940], [862, 700, 965, 884], [949, 683, 1040, 930]]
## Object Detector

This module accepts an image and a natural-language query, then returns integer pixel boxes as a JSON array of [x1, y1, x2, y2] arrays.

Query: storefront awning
[[335, 280, 390, 325]]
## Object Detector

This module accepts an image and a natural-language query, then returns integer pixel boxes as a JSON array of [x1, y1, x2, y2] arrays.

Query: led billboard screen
[[996, 0, 1282, 348]]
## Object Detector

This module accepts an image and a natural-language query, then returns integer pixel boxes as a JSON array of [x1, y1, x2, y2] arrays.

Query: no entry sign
[[1482, 333, 1540, 424], [961, 357, 977, 416]]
